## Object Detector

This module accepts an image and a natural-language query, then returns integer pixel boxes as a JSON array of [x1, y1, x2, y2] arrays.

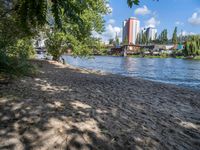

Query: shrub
[[0, 38, 36, 77], [45, 31, 93, 61], [7, 38, 35, 59], [45, 32, 68, 61]]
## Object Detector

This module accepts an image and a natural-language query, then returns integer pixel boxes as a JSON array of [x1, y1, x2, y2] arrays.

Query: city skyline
[[94, 0, 200, 43]]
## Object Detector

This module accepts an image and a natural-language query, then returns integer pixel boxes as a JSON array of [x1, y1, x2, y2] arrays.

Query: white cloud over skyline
[[108, 19, 115, 25], [92, 21, 122, 44], [188, 11, 200, 25], [175, 21, 184, 26], [180, 30, 195, 36], [145, 17, 160, 28], [134, 5, 151, 16]]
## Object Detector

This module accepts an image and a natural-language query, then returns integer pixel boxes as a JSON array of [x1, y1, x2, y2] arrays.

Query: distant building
[[122, 17, 140, 45], [146, 27, 157, 41]]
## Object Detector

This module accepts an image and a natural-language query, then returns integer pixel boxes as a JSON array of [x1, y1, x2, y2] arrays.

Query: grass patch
[[0, 55, 38, 81], [194, 56, 200, 60]]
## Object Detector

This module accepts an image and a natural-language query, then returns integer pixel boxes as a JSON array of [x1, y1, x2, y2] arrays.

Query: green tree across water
[[172, 27, 178, 45], [183, 35, 200, 56]]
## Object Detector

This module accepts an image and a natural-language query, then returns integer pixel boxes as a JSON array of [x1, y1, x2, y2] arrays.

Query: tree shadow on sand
[[0, 60, 200, 150]]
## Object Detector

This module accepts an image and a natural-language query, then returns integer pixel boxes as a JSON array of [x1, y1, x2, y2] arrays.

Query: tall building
[[146, 27, 157, 41], [122, 17, 140, 45]]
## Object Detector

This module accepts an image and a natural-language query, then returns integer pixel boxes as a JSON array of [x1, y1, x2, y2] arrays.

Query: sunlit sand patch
[[10, 101, 30, 112], [71, 101, 92, 110], [46, 100, 65, 109], [35, 82, 72, 93], [179, 121, 199, 129], [54, 101, 64, 108], [49, 61, 67, 68], [45, 118, 107, 149], [0, 96, 17, 103], [33, 77, 72, 92], [96, 109, 107, 114], [71, 119, 108, 144]]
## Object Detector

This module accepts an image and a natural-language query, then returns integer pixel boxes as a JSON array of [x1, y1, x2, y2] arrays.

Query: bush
[[0, 38, 36, 77], [45, 31, 93, 60], [0, 53, 36, 77], [160, 53, 168, 58], [7, 38, 35, 59], [45, 32, 67, 61]]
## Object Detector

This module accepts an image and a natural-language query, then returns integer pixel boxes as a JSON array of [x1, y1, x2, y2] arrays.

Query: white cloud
[[188, 11, 200, 25], [108, 19, 115, 25], [145, 17, 160, 28], [92, 31, 101, 39], [175, 21, 184, 26], [106, 3, 113, 14], [103, 24, 122, 41], [92, 24, 122, 44], [178, 30, 195, 36], [134, 5, 151, 15]]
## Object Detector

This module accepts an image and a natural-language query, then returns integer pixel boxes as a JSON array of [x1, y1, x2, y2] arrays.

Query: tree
[[122, 37, 129, 45], [109, 39, 114, 45], [0, 0, 109, 50], [172, 27, 178, 45], [115, 34, 120, 46], [0, 1, 108, 49], [136, 34, 141, 45], [159, 29, 168, 44], [127, 0, 140, 7], [183, 35, 200, 56], [0, 0, 109, 76], [0, 1, 38, 76], [142, 32, 147, 45], [127, 0, 158, 7], [163, 29, 168, 44], [0, 0, 108, 29], [45, 32, 67, 61]]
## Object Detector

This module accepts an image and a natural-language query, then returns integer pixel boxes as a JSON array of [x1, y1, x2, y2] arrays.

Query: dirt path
[[0, 60, 200, 150]]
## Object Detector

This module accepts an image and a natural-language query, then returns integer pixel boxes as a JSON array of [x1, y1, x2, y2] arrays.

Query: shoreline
[[79, 54, 200, 60], [62, 56, 200, 91], [70, 65, 198, 91], [1, 59, 200, 149]]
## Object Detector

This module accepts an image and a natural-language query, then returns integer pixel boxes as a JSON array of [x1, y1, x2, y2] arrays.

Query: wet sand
[[0, 60, 200, 150]]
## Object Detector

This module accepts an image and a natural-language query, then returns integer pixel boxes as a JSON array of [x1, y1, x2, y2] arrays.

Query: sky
[[94, 0, 200, 43]]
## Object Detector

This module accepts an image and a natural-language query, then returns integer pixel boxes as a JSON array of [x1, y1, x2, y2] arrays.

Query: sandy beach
[[0, 60, 200, 150]]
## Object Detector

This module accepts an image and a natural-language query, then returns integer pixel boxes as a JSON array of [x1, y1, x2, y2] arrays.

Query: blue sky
[[96, 0, 200, 43]]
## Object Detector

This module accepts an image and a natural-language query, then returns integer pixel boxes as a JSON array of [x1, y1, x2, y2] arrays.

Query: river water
[[63, 55, 200, 90]]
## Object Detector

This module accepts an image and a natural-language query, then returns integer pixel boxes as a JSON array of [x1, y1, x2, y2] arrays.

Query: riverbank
[[129, 54, 200, 60], [92, 54, 200, 60], [1, 60, 200, 150]]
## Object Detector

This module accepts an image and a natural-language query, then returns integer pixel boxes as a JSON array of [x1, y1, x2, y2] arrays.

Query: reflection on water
[[63, 55, 200, 90]]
